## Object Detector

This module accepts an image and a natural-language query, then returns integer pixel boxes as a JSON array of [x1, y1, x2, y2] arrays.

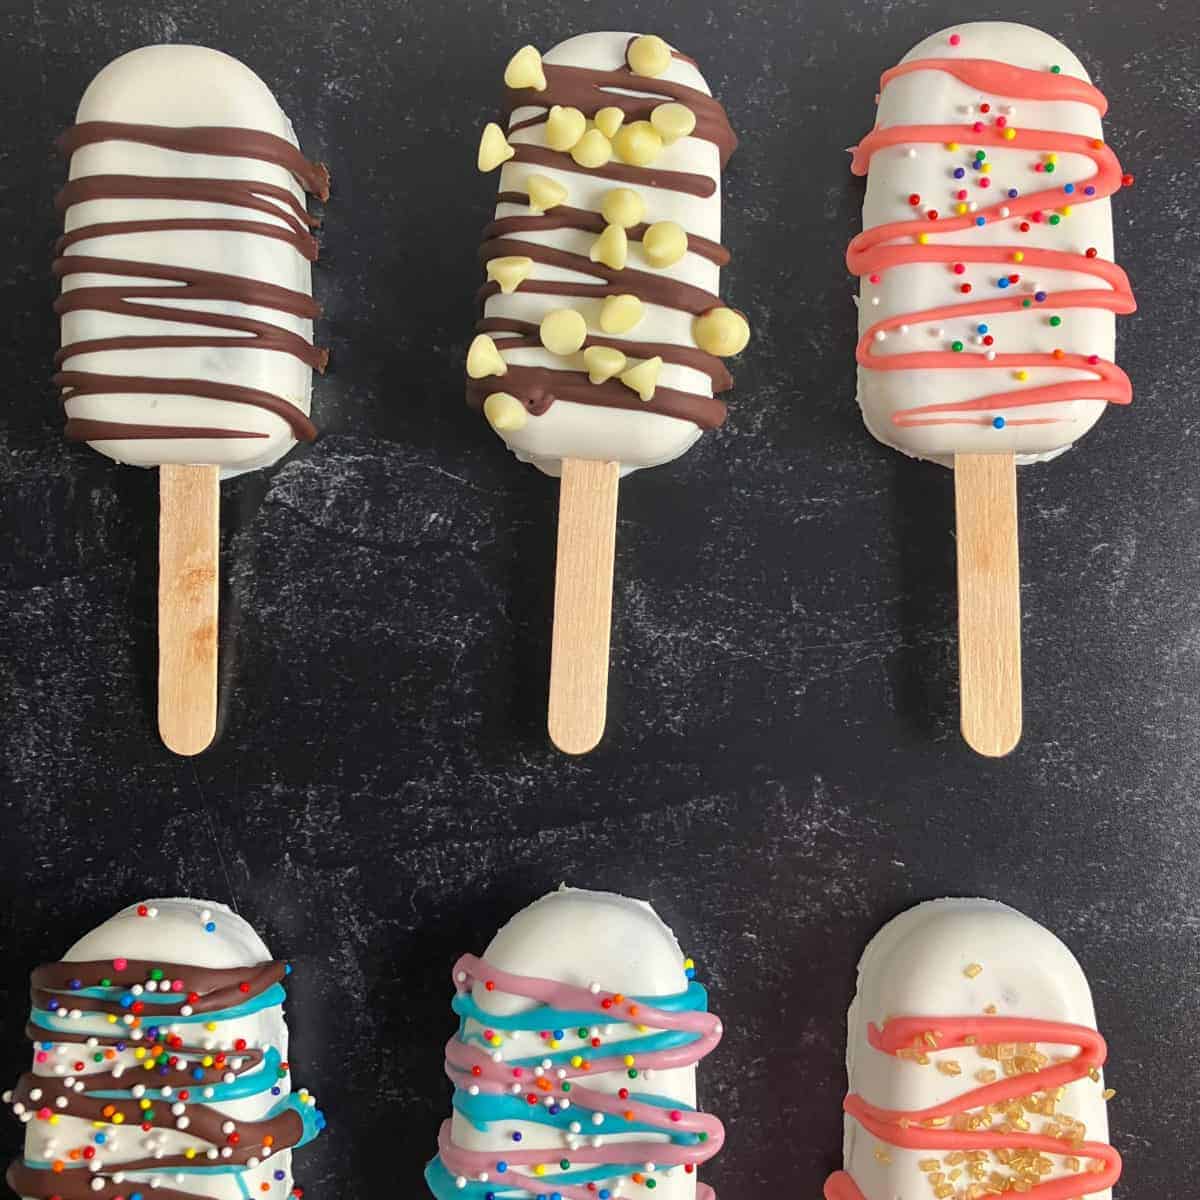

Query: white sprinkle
[[28, 1089, 42, 1102], [870, 296, 880, 306], [468, 1085, 480, 1096], [898, 324, 909, 335], [874, 330, 887, 343], [986, 350, 997, 360], [588, 982, 600, 995], [906, 147, 917, 159], [455, 1177, 467, 1190], [999, 206, 1010, 218], [55, 1096, 68, 1109], [592, 1113, 605, 1126], [175, 1117, 190, 1131]]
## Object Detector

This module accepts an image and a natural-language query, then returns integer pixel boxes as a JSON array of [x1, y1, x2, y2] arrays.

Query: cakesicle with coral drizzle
[[847, 21, 1135, 756], [824, 899, 1121, 1200], [469, 33, 749, 754], [56, 45, 329, 754], [4, 898, 325, 1200], [424, 887, 725, 1199]]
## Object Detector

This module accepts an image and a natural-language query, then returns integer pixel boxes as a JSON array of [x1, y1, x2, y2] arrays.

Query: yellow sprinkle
[[106, 1014, 117, 1024], [917, 233, 930, 245], [111, 1113, 124, 1125], [623, 1055, 636, 1067], [185, 1148, 197, 1160], [683, 958, 695, 970], [1015, 370, 1029, 381], [204, 1022, 217, 1032], [139, 1099, 150, 1110], [956, 203, 968, 215], [490, 1035, 504, 1047], [981, 162, 991, 174], [570, 1056, 583, 1068], [964, 963, 984, 978], [946, 141, 960, 151], [1003, 127, 1017, 140], [1047, 153, 1058, 164], [1062, 205, 1072, 216], [1011, 252, 1024, 264], [134, 1048, 146, 1060], [534, 1165, 547, 1178], [547, 1039, 559, 1049], [202, 1055, 214, 1067], [48, 1114, 60, 1126]]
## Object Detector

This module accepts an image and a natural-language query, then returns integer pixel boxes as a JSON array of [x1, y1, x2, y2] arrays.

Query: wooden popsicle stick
[[158, 464, 220, 756], [548, 457, 620, 755], [955, 452, 1022, 757]]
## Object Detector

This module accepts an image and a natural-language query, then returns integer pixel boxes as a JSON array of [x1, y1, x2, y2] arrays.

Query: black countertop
[[2, 0, 1197, 1193]]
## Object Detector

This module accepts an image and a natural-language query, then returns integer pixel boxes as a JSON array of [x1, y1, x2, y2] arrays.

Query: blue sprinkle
[[977, 324, 989, 334], [997, 278, 1010, 289], [497, 1161, 509, 1174], [285, 963, 293, 975], [954, 167, 966, 179], [131, 1194, 143, 1200], [1035, 291, 1048, 302], [120, 994, 134, 1009], [486, 1194, 496, 1200], [193, 1068, 205, 1080], [274, 1171, 286, 1182], [975, 216, 986, 226], [971, 160, 981, 170], [548, 1104, 560, 1115], [512, 1132, 523, 1143], [1064, 183, 1075, 194], [552, 1029, 564, 1041], [684, 967, 696, 979], [1085, 185, 1096, 195], [94, 1133, 107, 1145], [47, 999, 60, 1012], [204, 922, 216, 933], [115, 1041, 127, 1051], [992, 416, 1007, 429], [271, 1086, 282, 1096], [1008, 188, 1019, 199], [69, 979, 82, 991], [40, 1042, 54, 1051], [600, 1192, 612, 1200]]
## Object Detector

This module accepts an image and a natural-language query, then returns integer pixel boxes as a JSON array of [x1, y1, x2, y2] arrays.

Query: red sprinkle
[[908, 194, 921, 206], [1121, 173, 1135, 187], [1019, 221, 1031, 232], [980, 103, 991, 113], [983, 335, 994, 346], [927, 210, 939, 221], [1085, 247, 1098, 258], [949, 33, 961, 46], [960, 283, 972, 294], [953, 263, 966, 275]]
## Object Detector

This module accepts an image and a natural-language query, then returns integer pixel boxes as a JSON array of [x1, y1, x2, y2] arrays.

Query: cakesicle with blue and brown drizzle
[[4, 898, 324, 1200], [425, 887, 725, 1199]]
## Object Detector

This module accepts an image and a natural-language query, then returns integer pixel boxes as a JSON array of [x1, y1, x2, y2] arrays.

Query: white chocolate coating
[[485, 33, 724, 477], [61, 46, 317, 477], [841, 898, 1113, 1200], [11, 899, 307, 1200], [449, 887, 703, 1199], [855, 22, 1120, 467]]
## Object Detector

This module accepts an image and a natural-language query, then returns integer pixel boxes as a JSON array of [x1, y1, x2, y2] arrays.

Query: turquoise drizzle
[[89, 1046, 286, 1104], [425, 1155, 645, 1200], [32, 982, 288, 1031]]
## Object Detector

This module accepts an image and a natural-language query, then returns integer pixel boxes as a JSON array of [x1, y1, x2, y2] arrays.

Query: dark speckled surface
[[2, 0, 1198, 1194]]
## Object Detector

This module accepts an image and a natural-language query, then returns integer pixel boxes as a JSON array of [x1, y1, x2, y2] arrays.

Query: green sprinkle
[[952, 340, 964, 352], [150, 969, 164, 981], [1045, 162, 1056, 174], [627, 1069, 638, 1079], [1048, 214, 1062, 226], [561, 1082, 571, 1092], [1049, 316, 1062, 327], [1050, 64, 1062, 74], [699, 1133, 709, 1143], [646, 1182, 657, 1191], [577, 1028, 589, 1038], [1022, 299, 1033, 308], [560, 1160, 571, 1170]]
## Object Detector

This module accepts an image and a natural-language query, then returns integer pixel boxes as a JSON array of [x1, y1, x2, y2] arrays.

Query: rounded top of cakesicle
[[849, 21, 1135, 467], [63, 896, 273, 966]]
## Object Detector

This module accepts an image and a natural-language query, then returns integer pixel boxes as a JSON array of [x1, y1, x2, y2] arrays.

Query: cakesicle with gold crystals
[[469, 33, 750, 754], [4, 898, 325, 1200], [824, 899, 1121, 1200], [424, 887, 725, 1199], [847, 22, 1135, 756], [56, 45, 329, 754]]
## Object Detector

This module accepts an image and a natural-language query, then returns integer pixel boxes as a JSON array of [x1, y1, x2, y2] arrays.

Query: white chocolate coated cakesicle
[[57, 45, 329, 477], [825, 899, 1121, 1200], [470, 33, 749, 477], [848, 22, 1135, 467], [4, 898, 325, 1200], [425, 887, 726, 1199]]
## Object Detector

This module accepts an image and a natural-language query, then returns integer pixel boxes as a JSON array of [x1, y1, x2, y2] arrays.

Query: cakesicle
[[425, 887, 725, 1199], [56, 45, 329, 753], [846, 22, 1136, 755], [4, 898, 325, 1200], [469, 33, 749, 754], [825, 899, 1121, 1200]]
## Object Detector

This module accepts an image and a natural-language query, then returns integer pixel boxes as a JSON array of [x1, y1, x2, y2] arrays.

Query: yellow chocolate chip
[[600, 294, 644, 335], [627, 34, 672, 78], [545, 105, 587, 152], [478, 123, 515, 172], [594, 107, 626, 140], [619, 356, 663, 402], [612, 120, 663, 167], [584, 345, 627, 384], [504, 45, 547, 92], [650, 102, 696, 144], [526, 174, 567, 214], [467, 334, 507, 379], [693, 308, 750, 357], [486, 255, 533, 294], [483, 393, 528, 432], [590, 224, 628, 271], [600, 187, 646, 229], [570, 128, 613, 169], [539, 308, 588, 356], [642, 220, 688, 268]]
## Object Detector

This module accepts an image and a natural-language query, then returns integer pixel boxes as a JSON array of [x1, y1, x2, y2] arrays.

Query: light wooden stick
[[955, 452, 1022, 757], [158, 464, 220, 756], [548, 457, 620, 755]]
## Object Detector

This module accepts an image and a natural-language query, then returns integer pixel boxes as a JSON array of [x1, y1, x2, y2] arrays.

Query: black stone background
[[1, 0, 1197, 1193]]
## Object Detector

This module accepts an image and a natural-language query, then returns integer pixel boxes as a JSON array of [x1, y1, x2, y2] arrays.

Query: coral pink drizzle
[[824, 1015, 1122, 1200], [437, 954, 724, 1200], [847, 59, 1135, 431]]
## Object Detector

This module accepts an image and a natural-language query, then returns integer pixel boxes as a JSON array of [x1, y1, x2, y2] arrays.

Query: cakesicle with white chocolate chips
[[4, 898, 325, 1200], [55, 45, 330, 754], [847, 22, 1136, 756], [469, 33, 750, 754], [824, 899, 1121, 1200], [424, 887, 725, 1200]]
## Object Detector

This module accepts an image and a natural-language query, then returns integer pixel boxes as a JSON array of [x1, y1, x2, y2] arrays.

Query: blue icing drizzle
[[460, 1026, 699, 1069], [452, 981, 707, 1033], [89, 1046, 286, 1104], [425, 1155, 642, 1200], [32, 982, 288, 1031]]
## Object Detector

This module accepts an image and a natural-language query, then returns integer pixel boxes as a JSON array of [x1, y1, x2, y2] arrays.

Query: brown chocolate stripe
[[506, 60, 737, 169], [468, 364, 725, 430], [490, 192, 730, 266], [65, 419, 268, 442], [480, 236, 721, 316], [508, 143, 715, 199], [54, 256, 325, 371], [31, 959, 286, 1015], [476, 317, 732, 391], [58, 122, 331, 201], [57, 217, 320, 262], [7, 1162, 202, 1200], [56, 373, 317, 442]]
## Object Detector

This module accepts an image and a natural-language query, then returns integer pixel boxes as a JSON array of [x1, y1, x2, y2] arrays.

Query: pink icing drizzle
[[438, 954, 725, 1200], [846, 58, 1136, 431], [824, 1015, 1123, 1200]]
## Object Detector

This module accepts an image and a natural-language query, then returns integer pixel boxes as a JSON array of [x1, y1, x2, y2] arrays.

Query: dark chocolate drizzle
[[56, 123, 328, 447], [8, 957, 306, 1200], [470, 40, 740, 434]]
